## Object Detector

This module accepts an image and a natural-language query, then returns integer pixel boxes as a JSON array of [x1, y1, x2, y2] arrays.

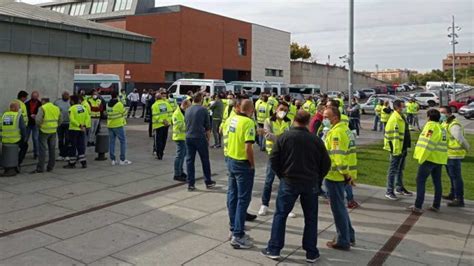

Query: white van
[[227, 81, 272, 100], [268, 82, 290, 96], [167, 79, 227, 101], [426, 81, 450, 91], [288, 84, 321, 96], [73, 74, 121, 102]]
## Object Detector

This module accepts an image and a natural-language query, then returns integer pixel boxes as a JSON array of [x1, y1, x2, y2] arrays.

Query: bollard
[[1, 143, 19, 168], [95, 132, 109, 161]]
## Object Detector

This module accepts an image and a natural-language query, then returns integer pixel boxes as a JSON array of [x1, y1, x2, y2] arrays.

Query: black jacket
[[270, 127, 331, 188]]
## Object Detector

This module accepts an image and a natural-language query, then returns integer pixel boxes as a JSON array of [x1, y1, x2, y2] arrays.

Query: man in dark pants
[[64, 95, 90, 169], [1, 102, 28, 176], [184, 93, 216, 191], [54, 91, 70, 160], [262, 110, 330, 262], [25, 91, 42, 159], [151, 91, 172, 160]]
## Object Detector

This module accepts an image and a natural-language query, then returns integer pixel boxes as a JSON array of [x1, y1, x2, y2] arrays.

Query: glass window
[[265, 68, 284, 77], [52, 5, 67, 14], [238, 38, 247, 56], [70, 3, 87, 16], [168, 85, 177, 94], [114, 0, 132, 11], [91, 0, 108, 14]]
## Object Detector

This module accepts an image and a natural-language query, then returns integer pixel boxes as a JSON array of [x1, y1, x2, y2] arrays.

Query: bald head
[[240, 99, 254, 117], [294, 110, 310, 127], [10, 102, 19, 112]]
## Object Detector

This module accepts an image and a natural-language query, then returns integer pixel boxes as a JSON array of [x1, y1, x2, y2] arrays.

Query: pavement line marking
[[367, 211, 422, 266], [0, 175, 213, 238]]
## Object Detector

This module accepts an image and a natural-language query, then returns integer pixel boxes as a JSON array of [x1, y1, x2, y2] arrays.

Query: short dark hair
[[294, 110, 311, 125], [193, 92, 203, 103], [427, 108, 441, 122], [440, 105, 452, 114], [17, 90, 28, 99], [328, 99, 340, 108], [278, 101, 289, 109], [327, 106, 341, 119], [393, 99, 403, 109], [70, 95, 79, 104], [284, 95, 291, 102]]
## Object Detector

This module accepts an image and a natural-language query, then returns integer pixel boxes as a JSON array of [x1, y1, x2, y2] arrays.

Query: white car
[[361, 88, 376, 97], [396, 86, 406, 92], [410, 92, 439, 108], [327, 91, 340, 98], [360, 94, 398, 114]]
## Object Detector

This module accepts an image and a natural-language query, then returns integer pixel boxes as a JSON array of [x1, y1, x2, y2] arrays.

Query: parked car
[[327, 91, 347, 100], [360, 94, 398, 114], [458, 102, 474, 119], [396, 86, 406, 92], [361, 88, 376, 97], [409, 91, 439, 108], [353, 90, 367, 99], [449, 96, 474, 113]]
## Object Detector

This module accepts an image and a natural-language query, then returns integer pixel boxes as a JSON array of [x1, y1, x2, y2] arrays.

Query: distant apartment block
[[443, 52, 474, 71], [38, 0, 291, 89], [369, 69, 417, 82]]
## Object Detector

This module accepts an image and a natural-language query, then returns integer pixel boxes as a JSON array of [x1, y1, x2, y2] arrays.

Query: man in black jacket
[[262, 110, 331, 263]]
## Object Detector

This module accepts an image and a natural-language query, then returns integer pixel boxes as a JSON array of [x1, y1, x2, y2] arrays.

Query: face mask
[[277, 111, 287, 119], [322, 118, 332, 128], [440, 114, 447, 122]]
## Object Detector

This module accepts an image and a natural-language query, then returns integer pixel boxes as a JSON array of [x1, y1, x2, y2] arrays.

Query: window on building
[[91, 0, 108, 14], [238, 38, 247, 56], [114, 0, 133, 11], [265, 68, 284, 77], [70, 3, 87, 16], [51, 5, 67, 14], [165, 71, 204, 82]]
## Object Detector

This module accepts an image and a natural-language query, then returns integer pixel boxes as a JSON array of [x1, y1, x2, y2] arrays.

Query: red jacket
[[309, 112, 323, 134]]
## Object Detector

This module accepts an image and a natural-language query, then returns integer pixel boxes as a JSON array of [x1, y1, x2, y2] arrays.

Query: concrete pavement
[[0, 119, 472, 265]]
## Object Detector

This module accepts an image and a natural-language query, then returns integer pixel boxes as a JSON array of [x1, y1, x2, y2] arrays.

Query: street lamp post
[[348, 0, 354, 105], [448, 15, 461, 99]]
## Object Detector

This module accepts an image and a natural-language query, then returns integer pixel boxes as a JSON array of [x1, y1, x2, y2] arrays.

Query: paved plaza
[[0, 119, 473, 265]]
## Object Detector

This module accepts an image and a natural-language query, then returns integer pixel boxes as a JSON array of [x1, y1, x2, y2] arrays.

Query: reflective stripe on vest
[[445, 119, 467, 159], [265, 119, 290, 155]]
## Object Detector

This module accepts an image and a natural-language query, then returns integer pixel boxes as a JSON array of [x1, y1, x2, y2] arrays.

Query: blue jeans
[[262, 159, 276, 206], [345, 185, 354, 201], [372, 115, 383, 131], [174, 140, 186, 177], [226, 158, 255, 238], [415, 161, 442, 209], [445, 159, 464, 201], [267, 179, 319, 258], [257, 124, 266, 151], [109, 127, 126, 161], [26, 124, 39, 156], [325, 179, 355, 248], [386, 151, 407, 193], [186, 138, 212, 186]]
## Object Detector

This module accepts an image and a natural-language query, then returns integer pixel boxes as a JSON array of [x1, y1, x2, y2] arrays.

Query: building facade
[[38, 0, 291, 89], [369, 69, 417, 82], [442, 52, 474, 71], [0, 1, 152, 111]]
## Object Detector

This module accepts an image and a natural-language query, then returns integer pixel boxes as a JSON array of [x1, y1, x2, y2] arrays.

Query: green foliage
[[409, 66, 474, 86], [290, 42, 312, 60]]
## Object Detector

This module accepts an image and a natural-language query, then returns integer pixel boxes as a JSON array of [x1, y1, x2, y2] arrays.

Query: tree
[[290, 42, 312, 60]]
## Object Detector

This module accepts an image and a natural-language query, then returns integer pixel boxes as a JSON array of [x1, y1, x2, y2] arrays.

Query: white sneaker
[[56, 156, 64, 161], [111, 160, 117, 166], [119, 160, 132, 165], [258, 205, 268, 216], [65, 157, 70, 161], [288, 212, 297, 218]]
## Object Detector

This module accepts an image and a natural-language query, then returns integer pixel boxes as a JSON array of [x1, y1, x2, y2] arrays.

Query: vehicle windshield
[[290, 87, 314, 94], [214, 86, 226, 95], [73, 82, 119, 97]]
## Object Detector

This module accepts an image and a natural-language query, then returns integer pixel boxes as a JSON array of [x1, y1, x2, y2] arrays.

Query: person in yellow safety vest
[[168, 94, 178, 111], [258, 102, 295, 217], [256, 95, 272, 152], [303, 96, 316, 116], [31, 97, 61, 173], [380, 100, 393, 128], [326, 99, 349, 126], [107, 92, 131, 166], [221, 99, 237, 158], [283, 95, 297, 122], [65, 95, 90, 169], [383, 99, 412, 200], [336, 93, 345, 114], [152, 91, 173, 160], [406, 98, 416, 130], [226, 99, 256, 249], [323, 106, 356, 250], [172, 99, 191, 182], [268, 93, 279, 111], [222, 95, 235, 124], [86, 90, 102, 146], [440, 106, 470, 207], [11, 90, 29, 125], [0, 102, 28, 177], [407, 109, 448, 213], [373, 100, 384, 132], [119, 89, 127, 106]]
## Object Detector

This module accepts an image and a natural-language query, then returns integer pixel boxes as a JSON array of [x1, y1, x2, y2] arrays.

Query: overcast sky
[[24, 0, 473, 72]]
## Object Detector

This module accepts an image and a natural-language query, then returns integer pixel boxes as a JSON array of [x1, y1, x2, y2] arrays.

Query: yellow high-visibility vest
[[0, 111, 21, 144], [414, 121, 448, 165], [172, 107, 186, 141], [324, 121, 357, 181], [107, 102, 126, 128], [265, 118, 291, 155], [39, 103, 60, 134], [383, 111, 406, 155], [442, 118, 467, 159]]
